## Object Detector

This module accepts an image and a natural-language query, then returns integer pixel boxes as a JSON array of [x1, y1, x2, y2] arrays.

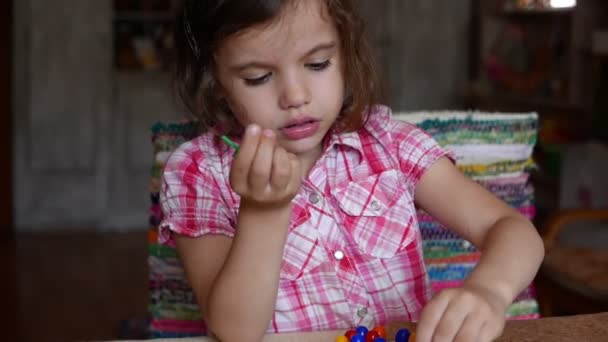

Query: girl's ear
[[212, 80, 226, 102], [211, 69, 228, 99], [219, 97, 232, 114], [214, 85, 233, 116]]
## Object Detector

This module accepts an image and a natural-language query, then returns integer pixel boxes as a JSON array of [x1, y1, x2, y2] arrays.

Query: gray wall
[[360, 0, 472, 110], [13, 0, 472, 231]]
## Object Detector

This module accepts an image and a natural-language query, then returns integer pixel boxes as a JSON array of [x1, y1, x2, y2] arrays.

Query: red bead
[[366, 330, 380, 342], [345, 329, 357, 340], [372, 326, 387, 338]]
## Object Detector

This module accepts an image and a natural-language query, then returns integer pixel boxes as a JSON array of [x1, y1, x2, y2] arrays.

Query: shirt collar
[[323, 105, 392, 155], [324, 128, 363, 155]]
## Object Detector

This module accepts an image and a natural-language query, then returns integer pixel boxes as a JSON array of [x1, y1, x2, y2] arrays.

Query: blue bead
[[355, 326, 368, 336], [350, 334, 365, 342], [374, 338, 386, 342], [395, 328, 410, 342]]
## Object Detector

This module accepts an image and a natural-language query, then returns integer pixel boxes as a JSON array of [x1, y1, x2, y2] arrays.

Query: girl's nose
[[279, 76, 311, 110]]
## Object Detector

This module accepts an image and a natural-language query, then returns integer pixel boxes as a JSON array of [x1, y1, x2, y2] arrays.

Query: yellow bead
[[410, 332, 416, 342], [335, 336, 349, 342]]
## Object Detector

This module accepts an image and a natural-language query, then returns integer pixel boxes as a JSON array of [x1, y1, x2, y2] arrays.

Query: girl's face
[[215, 0, 345, 161]]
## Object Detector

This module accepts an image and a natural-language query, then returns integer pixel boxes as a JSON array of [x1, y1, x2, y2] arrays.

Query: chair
[[396, 111, 540, 321], [535, 142, 608, 316], [537, 209, 608, 317], [147, 111, 541, 338], [148, 122, 204, 338]]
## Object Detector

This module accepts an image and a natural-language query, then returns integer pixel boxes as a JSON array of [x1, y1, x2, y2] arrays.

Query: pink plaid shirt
[[159, 105, 451, 333]]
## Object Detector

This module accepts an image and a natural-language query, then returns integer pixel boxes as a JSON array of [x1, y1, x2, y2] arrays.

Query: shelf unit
[[113, 0, 180, 72], [114, 11, 175, 22], [468, 0, 607, 132], [467, 0, 608, 224], [469, 0, 577, 112]]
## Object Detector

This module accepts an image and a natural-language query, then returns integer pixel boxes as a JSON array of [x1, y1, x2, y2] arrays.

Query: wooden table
[[118, 312, 608, 341]]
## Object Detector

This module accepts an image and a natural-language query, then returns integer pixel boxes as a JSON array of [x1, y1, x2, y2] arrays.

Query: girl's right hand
[[229, 124, 302, 210]]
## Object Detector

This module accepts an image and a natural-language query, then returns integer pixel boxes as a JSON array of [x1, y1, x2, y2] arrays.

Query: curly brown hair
[[173, 0, 382, 134]]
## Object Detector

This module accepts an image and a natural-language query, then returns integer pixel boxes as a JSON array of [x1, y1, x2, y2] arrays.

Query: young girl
[[160, 0, 544, 341]]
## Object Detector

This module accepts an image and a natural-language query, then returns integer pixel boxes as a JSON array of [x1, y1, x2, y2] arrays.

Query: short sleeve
[[393, 121, 455, 193], [158, 140, 235, 245]]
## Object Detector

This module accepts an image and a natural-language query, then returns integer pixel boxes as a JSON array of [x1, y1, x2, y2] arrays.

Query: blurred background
[[2, 0, 607, 341]]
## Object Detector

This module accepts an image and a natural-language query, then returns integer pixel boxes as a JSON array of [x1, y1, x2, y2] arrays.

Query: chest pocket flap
[[333, 169, 402, 216], [332, 169, 418, 258]]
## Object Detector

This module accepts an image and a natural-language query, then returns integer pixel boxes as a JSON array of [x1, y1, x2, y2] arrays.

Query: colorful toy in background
[[113, 0, 180, 71], [336, 326, 415, 342], [484, 21, 568, 101]]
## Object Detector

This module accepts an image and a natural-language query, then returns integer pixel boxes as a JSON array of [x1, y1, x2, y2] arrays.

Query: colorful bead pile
[[336, 326, 415, 342]]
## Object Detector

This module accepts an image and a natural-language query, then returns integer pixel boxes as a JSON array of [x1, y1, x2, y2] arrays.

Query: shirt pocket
[[331, 169, 418, 258], [279, 202, 328, 281]]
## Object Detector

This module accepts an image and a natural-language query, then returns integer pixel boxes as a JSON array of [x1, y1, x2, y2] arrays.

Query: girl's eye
[[307, 60, 331, 71], [244, 73, 272, 86]]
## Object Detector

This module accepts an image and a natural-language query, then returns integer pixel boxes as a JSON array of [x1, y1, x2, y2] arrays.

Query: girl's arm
[[175, 125, 302, 342], [175, 204, 292, 342], [413, 157, 544, 342]]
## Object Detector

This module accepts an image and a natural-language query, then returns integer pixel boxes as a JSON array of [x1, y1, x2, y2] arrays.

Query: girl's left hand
[[416, 284, 508, 342]]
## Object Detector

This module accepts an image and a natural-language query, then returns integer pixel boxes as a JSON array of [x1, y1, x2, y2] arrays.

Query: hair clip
[[183, 8, 201, 60]]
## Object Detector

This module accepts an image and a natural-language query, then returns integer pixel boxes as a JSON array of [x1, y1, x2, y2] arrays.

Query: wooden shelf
[[113, 69, 170, 80], [113, 11, 174, 21], [464, 86, 586, 116], [501, 6, 575, 15]]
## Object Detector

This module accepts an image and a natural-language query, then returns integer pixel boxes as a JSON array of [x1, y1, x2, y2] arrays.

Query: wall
[[2, 0, 14, 239], [14, 1, 115, 230], [13, 0, 472, 231], [360, 0, 473, 110]]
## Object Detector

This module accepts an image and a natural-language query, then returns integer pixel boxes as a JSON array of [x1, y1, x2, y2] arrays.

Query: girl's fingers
[[230, 124, 261, 191], [431, 297, 470, 342], [285, 154, 302, 196], [454, 313, 484, 342], [248, 129, 276, 192], [478, 318, 504, 342], [270, 147, 291, 191], [231, 125, 302, 205], [415, 292, 451, 342]]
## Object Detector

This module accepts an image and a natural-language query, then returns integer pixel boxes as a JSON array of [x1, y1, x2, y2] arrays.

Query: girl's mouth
[[280, 116, 321, 140]]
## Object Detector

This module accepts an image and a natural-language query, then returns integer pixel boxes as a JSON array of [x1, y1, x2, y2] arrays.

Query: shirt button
[[309, 193, 320, 204], [370, 200, 381, 211], [333, 250, 345, 261], [357, 306, 368, 318]]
